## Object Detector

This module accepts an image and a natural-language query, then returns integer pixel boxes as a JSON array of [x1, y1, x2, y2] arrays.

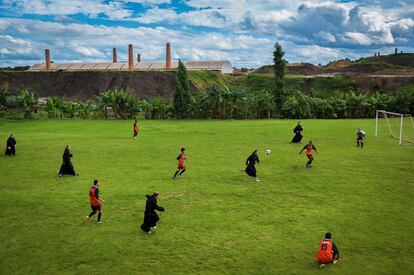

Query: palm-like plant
[[19, 89, 38, 118], [45, 96, 63, 118]]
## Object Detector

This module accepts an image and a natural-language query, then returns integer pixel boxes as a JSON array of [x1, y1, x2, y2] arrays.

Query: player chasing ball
[[86, 179, 105, 224], [356, 128, 366, 148], [172, 147, 186, 180], [241, 150, 260, 182], [316, 232, 340, 268], [299, 140, 318, 168]]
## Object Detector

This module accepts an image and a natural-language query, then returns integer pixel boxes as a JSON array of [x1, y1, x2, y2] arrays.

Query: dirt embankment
[[0, 71, 177, 100]]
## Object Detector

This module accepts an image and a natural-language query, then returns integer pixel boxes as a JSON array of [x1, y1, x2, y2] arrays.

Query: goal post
[[375, 110, 414, 145]]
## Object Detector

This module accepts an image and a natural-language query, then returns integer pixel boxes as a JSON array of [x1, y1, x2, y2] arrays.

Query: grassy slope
[[0, 119, 413, 274]]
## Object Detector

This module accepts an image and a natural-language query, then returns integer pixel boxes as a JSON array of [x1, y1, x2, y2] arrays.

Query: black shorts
[[91, 205, 102, 212]]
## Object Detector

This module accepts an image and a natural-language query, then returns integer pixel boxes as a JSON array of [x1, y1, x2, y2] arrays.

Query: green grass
[[0, 119, 413, 274]]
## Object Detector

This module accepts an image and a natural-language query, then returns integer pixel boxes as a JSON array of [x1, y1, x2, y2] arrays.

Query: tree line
[[1, 85, 413, 120]]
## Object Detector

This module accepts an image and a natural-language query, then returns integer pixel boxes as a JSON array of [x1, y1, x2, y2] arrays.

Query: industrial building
[[28, 43, 233, 74]]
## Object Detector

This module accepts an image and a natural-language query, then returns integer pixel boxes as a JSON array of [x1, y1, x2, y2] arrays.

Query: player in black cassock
[[58, 145, 79, 177], [242, 150, 260, 182], [5, 134, 16, 156], [141, 192, 165, 233], [291, 122, 303, 143]]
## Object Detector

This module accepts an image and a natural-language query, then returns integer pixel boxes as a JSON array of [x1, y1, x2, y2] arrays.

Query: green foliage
[[273, 42, 286, 91], [96, 88, 139, 119], [46, 96, 64, 118], [187, 70, 227, 91], [19, 89, 38, 118], [273, 42, 286, 114], [174, 60, 191, 119]]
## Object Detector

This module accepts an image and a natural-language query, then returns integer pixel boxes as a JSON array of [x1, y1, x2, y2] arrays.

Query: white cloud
[[1, 0, 131, 19]]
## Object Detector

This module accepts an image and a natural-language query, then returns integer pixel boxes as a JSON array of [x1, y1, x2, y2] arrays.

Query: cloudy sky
[[0, 0, 413, 68]]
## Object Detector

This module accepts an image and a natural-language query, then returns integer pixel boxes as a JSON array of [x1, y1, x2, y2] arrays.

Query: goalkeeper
[[356, 128, 366, 148]]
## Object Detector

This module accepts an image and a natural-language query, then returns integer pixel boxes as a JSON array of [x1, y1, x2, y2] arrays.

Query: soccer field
[[0, 119, 413, 274]]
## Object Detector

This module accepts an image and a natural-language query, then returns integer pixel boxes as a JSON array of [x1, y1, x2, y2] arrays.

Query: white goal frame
[[375, 110, 413, 145]]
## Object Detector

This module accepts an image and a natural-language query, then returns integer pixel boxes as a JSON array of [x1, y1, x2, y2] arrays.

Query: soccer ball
[[265, 149, 271, 155]]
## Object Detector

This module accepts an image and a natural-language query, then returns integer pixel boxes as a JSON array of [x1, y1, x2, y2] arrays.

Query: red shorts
[[178, 163, 186, 170]]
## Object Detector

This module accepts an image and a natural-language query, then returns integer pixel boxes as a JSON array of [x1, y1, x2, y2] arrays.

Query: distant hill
[[255, 53, 414, 76]]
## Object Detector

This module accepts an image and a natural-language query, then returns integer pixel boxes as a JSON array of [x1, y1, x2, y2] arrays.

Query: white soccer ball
[[265, 149, 271, 155]]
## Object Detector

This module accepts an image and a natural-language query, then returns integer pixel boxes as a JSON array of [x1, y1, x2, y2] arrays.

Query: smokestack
[[113, 48, 117, 63], [395, 48, 398, 55], [45, 49, 51, 71], [137, 53, 141, 62], [128, 44, 134, 70], [166, 42, 171, 70]]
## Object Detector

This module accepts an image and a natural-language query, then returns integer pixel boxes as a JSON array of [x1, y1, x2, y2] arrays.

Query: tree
[[19, 89, 38, 118], [173, 60, 191, 119], [273, 42, 286, 115]]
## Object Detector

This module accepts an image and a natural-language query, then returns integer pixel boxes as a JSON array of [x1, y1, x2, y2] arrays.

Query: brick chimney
[[137, 53, 141, 62], [166, 42, 171, 70], [113, 48, 117, 63], [128, 44, 134, 70], [45, 49, 51, 71]]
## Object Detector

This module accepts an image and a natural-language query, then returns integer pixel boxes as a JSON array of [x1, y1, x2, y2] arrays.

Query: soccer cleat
[[86, 215, 90, 220], [59, 174, 63, 177], [319, 264, 325, 268], [152, 226, 157, 230], [76, 173, 80, 176], [256, 178, 260, 182], [148, 231, 152, 234], [97, 221, 102, 224], [333, 259, 338, 264]]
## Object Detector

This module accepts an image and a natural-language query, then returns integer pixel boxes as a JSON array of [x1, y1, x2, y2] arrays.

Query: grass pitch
[[0, 119, 413, 274]]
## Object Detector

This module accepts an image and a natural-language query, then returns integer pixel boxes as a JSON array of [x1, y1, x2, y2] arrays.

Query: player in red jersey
[[299, 140, 318, 168], [172, 148, 186, 180], [86, 179, 105, 224], [133, 119, 139, 139], [316, 232, 340, 268]]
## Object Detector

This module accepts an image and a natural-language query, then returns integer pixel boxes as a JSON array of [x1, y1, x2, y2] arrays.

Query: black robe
[[141, 194, 165, 232], [245, 154, 259, 177], [291, 124, 303, 143], [59, 149, 76, 176], [5, 137, 16, 156]]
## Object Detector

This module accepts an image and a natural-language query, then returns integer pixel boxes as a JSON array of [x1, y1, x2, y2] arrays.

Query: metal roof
[[28, 61, 233, 74]]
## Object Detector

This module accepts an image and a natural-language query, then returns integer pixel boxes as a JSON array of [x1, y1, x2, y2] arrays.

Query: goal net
[[375, 110, 414, 145]]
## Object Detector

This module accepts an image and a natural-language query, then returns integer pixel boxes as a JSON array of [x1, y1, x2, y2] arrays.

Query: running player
[[356, 128, 366, 148], [316, 232, 340, 268], [299, 140, 318, 168], [133, 119, 139, 139], [172, 148, 186, 180], [86, 179, 105, 224]]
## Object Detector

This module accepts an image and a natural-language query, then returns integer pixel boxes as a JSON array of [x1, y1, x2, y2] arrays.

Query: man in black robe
[[242, 150, 260, 182], [5, 134, 16, 156], [291, 122, 303, 143], [59, 145, 79, 177], [141, 192, 165, 233]]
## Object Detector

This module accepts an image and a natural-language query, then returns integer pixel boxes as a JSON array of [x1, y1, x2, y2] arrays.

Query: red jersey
[[133, 122, 139, 133], [303, 144, 316, 156], [89, 186, 101, 206], [316, 239, 333, 263], [177, 153, 186, 169]]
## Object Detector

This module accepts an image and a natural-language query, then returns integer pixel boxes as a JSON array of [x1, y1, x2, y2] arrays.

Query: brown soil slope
[[0, 71, 176, 100]]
